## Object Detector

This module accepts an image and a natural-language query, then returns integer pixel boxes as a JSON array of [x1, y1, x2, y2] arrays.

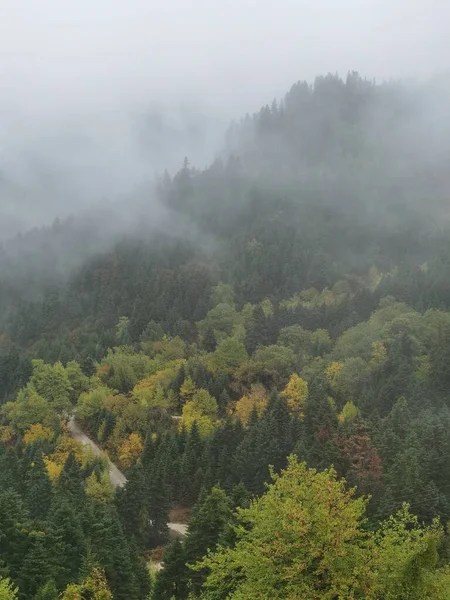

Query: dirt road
[[67, 416, 127, 487], [67, 415, 188, 541]]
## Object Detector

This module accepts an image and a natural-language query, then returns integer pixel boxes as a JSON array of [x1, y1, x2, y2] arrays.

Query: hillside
[[2, 73, 450, 599]]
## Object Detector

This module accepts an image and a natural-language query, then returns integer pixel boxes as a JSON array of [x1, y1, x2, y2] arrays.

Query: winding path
[[67, 415, 188, 539], [68, 416, 127, 487]]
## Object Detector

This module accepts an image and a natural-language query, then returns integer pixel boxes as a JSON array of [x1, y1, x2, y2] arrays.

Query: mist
[[0, 0, 449, 239]]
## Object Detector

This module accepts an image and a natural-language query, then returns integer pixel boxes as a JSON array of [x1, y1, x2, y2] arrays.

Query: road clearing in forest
[[67, 415, 188, 540]]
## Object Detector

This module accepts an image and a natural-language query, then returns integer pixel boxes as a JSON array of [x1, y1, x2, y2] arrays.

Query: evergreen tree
[[88, 503, 137, 600], [184, 486, 233, 596], [57, 452, 85, 508], [245, 306, 270, 355], [147, 461, 170, 548], [18, 535, 55, 599], [0, 491, 30, 584], [179, 423, 204, 506], [116, 464, 149, 547], [152, 540, 188, 600], [24, 454, 53, 520], [34, 580, 58, 600], [202, 327, 217, 353], [47, 499, 87, 590]]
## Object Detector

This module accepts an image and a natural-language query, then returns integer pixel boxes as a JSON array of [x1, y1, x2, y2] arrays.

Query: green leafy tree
[[197, 456, 368, 599], [30, 359, 72, 414], [0, 578, 18, 600]]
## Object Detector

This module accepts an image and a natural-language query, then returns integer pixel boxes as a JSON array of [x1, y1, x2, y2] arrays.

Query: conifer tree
[[57, 452, 85, 508], [88, 503, 137, 600], [24, 454, 53, 520], [47, 499, 87, 589], [184, 486, 233, 596], [18, 535, 56, 599], [152, 540, 188, 600], [179, 423, 203, 506], [147, 461, 170, 547], [202, 327, 217, 353], [116, 464, 149, 547], [34, 580, 58, 600]]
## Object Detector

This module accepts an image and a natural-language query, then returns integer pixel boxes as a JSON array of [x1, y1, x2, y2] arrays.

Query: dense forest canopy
[[2, 72, 450, 598]]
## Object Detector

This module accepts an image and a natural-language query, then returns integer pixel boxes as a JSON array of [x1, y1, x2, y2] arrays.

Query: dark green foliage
[[0, 490, 30, 583], [147, 463, 170, 547], [179, 423, 204, 506], [88, 502, 141, 600], [183, 487, 233, 596], [152, 540, 188, 600], [34, 580, 59, 600], [24, 455, 53, 521], [202, 327, 217, 353], [116, 464, 149, 546], [57, 452, 85, 508], [18, 535, 56, 599], [47, 499, 87, 589]]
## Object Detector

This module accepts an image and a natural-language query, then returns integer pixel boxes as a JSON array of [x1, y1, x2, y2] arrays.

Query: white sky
[[0, 0, 449, 116]]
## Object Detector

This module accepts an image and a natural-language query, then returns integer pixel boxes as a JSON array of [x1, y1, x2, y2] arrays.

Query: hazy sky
[[1, 0, 449, 114], [0, 0, 449, 236]]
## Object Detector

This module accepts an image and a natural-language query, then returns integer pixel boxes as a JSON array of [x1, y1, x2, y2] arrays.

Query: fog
[[0, 0, 449, 238]]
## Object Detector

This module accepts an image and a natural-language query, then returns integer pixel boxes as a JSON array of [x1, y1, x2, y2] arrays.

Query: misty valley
[[2, 72, 450, 599]]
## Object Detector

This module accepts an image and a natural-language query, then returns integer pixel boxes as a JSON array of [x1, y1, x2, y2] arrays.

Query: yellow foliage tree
[[370, 341, 387, 365], [61, 568, 112, 600], [179, 388, 218, 435], [179, 401, 215, 436], [85, 471, 114, 503], [132, 359, 184, 406], [338, 400, 360, 423], [325, 361, 344, 387], [52, 435, 85, 465], [44, 435, 86, 481], [234, 384, 268, 425], [118, 432, 143, 469], [281, 374, 309, 415], [0, 426, 14, 443], [23, 424, 54, 445], [44, 457, 63, 482], [180, 376, 196, 402]]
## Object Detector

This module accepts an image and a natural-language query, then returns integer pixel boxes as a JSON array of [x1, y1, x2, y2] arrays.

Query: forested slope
[[2, 73, 450, 598]]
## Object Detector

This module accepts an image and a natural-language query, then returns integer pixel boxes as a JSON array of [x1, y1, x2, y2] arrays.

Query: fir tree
[[47, 499, 87, 590], [152, 540, 188, 600], [57, 452, 85, 508], [24, 454, 53, 520]]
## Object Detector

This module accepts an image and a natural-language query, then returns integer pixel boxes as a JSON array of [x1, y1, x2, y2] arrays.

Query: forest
[[2, 73, 450, 598]]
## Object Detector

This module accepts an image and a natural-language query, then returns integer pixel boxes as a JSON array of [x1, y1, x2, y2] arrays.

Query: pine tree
[[179, 423, 204, 506], [245, 305, 270, 354], [24, 454, 53, 520], [217, 388, 231, 416], [34, 579, 58, 600], [152, 540, 188, 600], [116, 464, 148, 547], [18, 535, 56, 599], [88, 503, 137, 600], [57, 452, 85, 508], [0, 491, 30, 584], [202, 327, 217, 353], [147, 461, 170, 548], [47, 498, 87, 589], [184, 486, 233, 596]]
